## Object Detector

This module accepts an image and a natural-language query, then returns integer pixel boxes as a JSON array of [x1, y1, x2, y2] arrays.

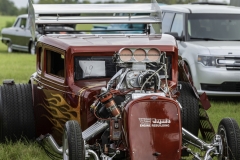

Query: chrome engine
[[108, 48, 170, 96]]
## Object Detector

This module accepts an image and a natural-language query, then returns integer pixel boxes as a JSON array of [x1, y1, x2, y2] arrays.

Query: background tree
[[38, 0, 78, 3], [124, 0, 196, 4], [38, 0, 61, 4], [63, 0, 79, 3], [0, 0, 18, 15]]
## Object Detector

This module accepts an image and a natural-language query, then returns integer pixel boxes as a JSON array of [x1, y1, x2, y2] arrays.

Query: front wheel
[[63, 120, 85, 160], [7, 42, 13, 53], [218, 118, 240, 160]]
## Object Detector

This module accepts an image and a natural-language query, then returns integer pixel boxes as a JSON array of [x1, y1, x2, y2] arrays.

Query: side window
[[46, 50, 65, 78], [162, 12, 175, 33], [171, 13, 184, 36], [14, 18, 21, 28], [20, 18, 27, 29]]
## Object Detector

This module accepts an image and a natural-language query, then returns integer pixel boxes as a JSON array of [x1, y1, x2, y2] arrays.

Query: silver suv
[[161, 4, 240, 96]]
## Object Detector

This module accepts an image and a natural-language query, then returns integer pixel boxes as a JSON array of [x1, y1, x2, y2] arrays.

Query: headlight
[[198, 56, 217, 66]]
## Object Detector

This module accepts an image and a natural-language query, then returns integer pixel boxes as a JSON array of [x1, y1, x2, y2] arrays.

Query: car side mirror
[[164, 32, 183, 41], [21, 25, 25, 29]]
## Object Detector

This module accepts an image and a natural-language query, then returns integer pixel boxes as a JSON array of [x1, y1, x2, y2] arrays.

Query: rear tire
[[0, 83, 35, 142], [177, 81, 199, 136], [63, 120, 84, 160], [218, 118, 240, 160]]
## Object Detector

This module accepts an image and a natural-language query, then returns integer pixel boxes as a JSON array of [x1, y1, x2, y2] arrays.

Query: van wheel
[[177, 81, 199, 136], [7, 42, 13, 53], [218, 118, 240, 160], [0, 83, 35, 142], [29, 42, 35, 55], [63, 120, 85, 160]]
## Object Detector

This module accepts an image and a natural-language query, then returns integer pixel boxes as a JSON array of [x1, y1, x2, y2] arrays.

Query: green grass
[[0, 15, 240, 159], [207, 100, 240, 131], [0, 43, 36, 84], [0, 15, 16, 33], [76, 24, 93, 31], [0, 139, 50, 160]]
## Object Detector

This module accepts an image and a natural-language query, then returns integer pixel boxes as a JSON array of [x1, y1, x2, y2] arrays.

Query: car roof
[[38, 34, 177, 51], [18, 14, 28, 18], [160, 4, 240, 14]]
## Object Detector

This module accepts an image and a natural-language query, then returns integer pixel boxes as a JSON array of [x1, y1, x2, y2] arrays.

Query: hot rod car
[[0, 0, 239, 160]]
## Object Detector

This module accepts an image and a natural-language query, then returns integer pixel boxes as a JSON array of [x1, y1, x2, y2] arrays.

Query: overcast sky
[[10, 0, 38, 8], [10, 0, 230, 8]]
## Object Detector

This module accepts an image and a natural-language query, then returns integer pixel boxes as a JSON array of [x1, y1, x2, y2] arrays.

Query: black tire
[[63, 120, 84, 160], [177, 81, 199, 136], [218, 118, 240, 160], [0, 83, 35, 142]]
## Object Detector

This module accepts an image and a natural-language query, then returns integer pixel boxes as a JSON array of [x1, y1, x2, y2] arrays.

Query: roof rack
[[28, 0, 162, 40]]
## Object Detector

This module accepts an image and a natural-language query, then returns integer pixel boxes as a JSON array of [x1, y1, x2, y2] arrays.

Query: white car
[[161, 3, 240, 96]]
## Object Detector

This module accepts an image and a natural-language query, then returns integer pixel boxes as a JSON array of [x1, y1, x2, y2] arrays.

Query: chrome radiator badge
[[139, 118, 171, 127]]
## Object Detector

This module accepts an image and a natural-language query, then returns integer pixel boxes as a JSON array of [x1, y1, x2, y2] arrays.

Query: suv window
[[46, 50, 65, 77], [188, 14, 240, 40], [162, 12, 175, 33], [171, 13, 183, 37]]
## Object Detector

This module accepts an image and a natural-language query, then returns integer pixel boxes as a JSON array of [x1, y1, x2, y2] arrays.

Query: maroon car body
[[0, 1, 240, 160], [33, 34, 177, 134]]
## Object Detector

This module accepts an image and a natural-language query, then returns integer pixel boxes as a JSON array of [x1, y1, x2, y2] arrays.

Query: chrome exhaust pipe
[[45, 134, 63, 154], [86, 149, 99, 160], [182, 128, 211, 150]]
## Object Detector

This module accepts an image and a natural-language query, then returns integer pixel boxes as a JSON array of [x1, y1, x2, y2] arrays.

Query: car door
[[9, 17, 21, 47], [15, 17, 30, 51], [33, 47, 69, 140]]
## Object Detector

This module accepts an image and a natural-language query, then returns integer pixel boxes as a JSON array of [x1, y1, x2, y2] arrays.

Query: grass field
[[0, 15, 16, 34], [0, 15, 240, 159]]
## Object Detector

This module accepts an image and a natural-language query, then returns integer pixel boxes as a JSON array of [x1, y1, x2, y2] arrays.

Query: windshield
[[188, 14, 240, 41]]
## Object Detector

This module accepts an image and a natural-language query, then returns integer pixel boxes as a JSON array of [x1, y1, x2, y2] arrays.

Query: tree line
[[0, 0, 195, 16]]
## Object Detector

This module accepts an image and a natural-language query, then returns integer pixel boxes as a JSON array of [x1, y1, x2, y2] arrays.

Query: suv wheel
[[0, 83, 35, 142], [177, 81, 199, 136]]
